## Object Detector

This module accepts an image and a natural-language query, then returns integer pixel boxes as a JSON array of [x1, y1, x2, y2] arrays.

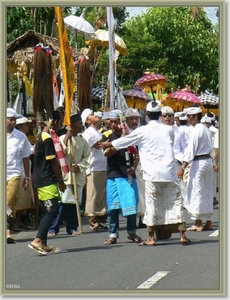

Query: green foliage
[[7, 7, 72, 42], [118, 6, 219, 93], [7, 6, 219, 95]]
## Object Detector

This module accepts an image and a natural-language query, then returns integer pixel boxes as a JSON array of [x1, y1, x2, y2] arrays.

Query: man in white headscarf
[[177, 106, 213, 231], [81, 108, 108, 231]]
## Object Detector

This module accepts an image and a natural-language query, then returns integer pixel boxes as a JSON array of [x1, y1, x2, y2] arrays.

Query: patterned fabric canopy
[[91, 84, 107, 98], [199, 89, 219, 106]]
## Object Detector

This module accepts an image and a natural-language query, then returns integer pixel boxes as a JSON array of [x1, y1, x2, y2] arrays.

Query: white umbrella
[[64, 14, 96, 40]]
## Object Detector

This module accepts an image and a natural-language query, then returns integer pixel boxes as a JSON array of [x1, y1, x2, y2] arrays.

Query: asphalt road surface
[[4, 207, 223, 297]]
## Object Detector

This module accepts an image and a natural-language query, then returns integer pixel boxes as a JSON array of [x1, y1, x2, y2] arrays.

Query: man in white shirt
[[6, 108, 31, 243], [173, 113, 192, 204], [99, 101, 191, 246], [177, 107, 214, 231], [202, 115, 219, 208], [81, 109, 108, 231]]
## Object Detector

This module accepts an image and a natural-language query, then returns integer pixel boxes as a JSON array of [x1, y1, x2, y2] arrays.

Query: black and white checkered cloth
[[92, 84, 107, 98], [199, 89, 219, 105]]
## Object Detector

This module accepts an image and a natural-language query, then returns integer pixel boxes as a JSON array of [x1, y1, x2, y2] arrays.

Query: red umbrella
[[163, 90, 201, 111], [134, 73, 166, 99], [167, 90, 201, 103]]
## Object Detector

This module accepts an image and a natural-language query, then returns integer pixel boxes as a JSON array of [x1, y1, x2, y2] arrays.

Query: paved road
[[4, 208, 222, 297]]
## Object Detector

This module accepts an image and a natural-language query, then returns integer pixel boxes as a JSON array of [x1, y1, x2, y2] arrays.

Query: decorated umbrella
[[123, 86, 152, 110], [199, 89, 219, 107], [163, 89, 201, 112], [86, 29, 128, 83], [199, 89, 219, 117], [92, 84, 107, 98], [134, 73, 166, 99], [64, 13, 96, 40], [86, 29, 128, 55]]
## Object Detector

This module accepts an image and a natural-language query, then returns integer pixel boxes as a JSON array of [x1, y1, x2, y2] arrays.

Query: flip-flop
[[46, 247, 61, 253], [28, 244, 48, 255], [138, 240, 156, 246], [187, 225, 203, 232], [104, 238, 117, 245], [181, 239, 192, 246], [127, 235, 142, 243]]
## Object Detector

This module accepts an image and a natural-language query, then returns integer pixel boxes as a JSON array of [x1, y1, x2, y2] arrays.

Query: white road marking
[[137, 271, 170, 289], [209, 230, 219, 237]]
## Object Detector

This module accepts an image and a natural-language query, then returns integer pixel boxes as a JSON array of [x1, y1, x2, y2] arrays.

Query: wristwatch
[[58, 178, 64, 183], [25, 176, 30, 180], [180, 167, 186, 171]]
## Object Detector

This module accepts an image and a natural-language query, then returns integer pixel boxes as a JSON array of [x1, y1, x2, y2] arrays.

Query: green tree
[[7, 7, 72, 42], [118, 7, 219, 93]]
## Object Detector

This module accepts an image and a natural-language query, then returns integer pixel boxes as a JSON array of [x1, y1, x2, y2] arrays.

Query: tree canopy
[[7, 6, 219, 95], [118, 7, 219, 93]]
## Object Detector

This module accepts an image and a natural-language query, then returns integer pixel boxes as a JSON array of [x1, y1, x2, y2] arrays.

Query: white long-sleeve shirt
[[173, 125, 192, 163], [112, 120, 178, 182]]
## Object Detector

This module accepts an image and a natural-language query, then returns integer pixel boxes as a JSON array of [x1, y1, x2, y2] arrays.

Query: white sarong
[[185, 158, 213, 221], [143, 181, 185, 226]]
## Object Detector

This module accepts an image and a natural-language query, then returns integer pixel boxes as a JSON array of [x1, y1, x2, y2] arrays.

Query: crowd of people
[[6, 100, 219, 253]]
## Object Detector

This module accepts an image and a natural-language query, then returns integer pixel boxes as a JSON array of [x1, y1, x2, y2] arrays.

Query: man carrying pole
[[55, 7, 83, 232], [58, 113, 91, 235]]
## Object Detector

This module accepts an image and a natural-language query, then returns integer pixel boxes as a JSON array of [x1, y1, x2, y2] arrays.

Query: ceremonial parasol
[[199, 89, 219, 116], [199, 89, 219, 107], [64, 13, 96, 40], [86, 29, 128, 83], [163, 89, 201, 111], [134, 73, 166, 99], [92, 84, 107, 98], [123, 86, 152, 110], [86, 29, 128, 55]]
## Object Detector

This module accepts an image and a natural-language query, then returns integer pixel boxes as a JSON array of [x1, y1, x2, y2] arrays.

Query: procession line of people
[[6, 99, 219, 251]]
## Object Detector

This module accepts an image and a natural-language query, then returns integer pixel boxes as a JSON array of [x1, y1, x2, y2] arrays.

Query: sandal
[[43, 245, 61, 253], [28, 243, 48, 255], [104, 238, 117, 245], [138, 240, 156, 246], [180, 239, 192, 246], [127, 234, 142, 243]]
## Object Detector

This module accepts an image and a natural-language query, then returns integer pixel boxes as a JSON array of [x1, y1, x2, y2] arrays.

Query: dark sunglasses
[[161, 114, 173, 118]]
